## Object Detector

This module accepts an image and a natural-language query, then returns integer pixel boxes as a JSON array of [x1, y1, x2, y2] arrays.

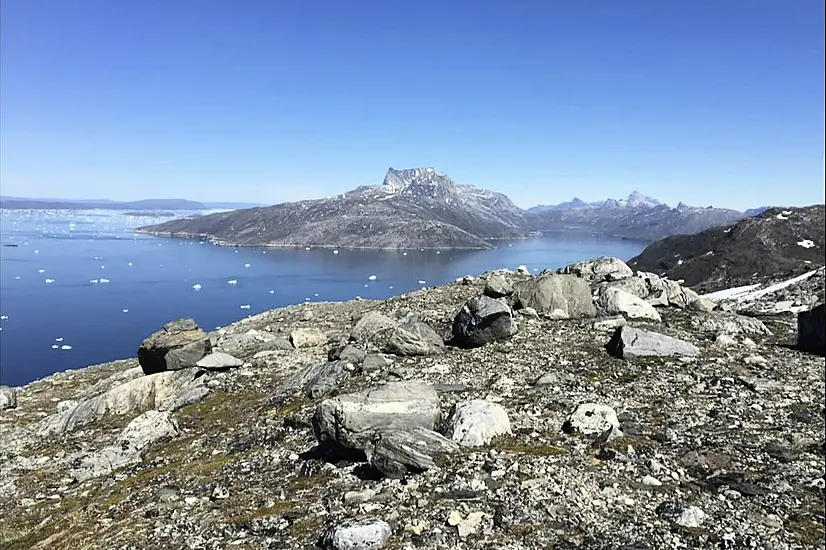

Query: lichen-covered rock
[[512, 274, 596, 318], [445, 400, 511, 446], [313, 381, 440, 451], [290, 327, 328, 348], [690, 313, 771, 337], [606, 326, 700, 359], [483, 273, 513, 298], [558, 256, 633, 283], [137, 318, 211, 375], [321, 518, 392, 550], [195, 352, 244, 369], [562, 403, 622, 440], [0, 386, 17, 411], [599, 287, 661, 321], [384, 320, 444, 356]]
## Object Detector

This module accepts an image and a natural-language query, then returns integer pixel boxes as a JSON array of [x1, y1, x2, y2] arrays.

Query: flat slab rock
[[606, 326, 700, 359], [196, 352, 243, 369], [366, 428, 460, 476], [321, 518, 392, 550]]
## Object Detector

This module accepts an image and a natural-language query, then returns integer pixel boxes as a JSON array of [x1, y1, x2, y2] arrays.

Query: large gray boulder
[[645, 277, 700, 308], [196, 352, 243, 369], [366, 428, 459, 475], [445, 400, 511, 447], [351, 311, 398, 343], [797, 303, 825, 356], [449, 295, 516, 348], [606, 327, 701, 359], [321, 518, 392, 550], [557, 256, 633, 283], [512, 274, 596, 318], [690, 313, 771, 337], [0, 386, 17, 411], [276, 360, 352, 399], [138, 318, 211, 375], [599, 287, 661, 321], [39, 368, 205, 435], [290, 327, 328, 348], [313, 381, 440, 451], [384, 320, 445, 356], [483, 273, 514, 298]]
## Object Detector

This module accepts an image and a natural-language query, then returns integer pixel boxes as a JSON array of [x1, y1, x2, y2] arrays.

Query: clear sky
[[1, 1, 823, 210]]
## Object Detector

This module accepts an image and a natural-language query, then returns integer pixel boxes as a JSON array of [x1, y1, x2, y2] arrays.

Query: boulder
[[604, 276, 650, 300], [445, 400, 511, 447], [321, 518, 392, 550], [449, 295, 516, 348], [384, 320, 444, 356], [512, 275, 596, 318], [70, 446, 141, 483], [558, 256, 633, 283], [366, 428, 460, 475], [362, 354, 391, 372], [313, 381, 440, 451], [0, 386, 17, 411], [690, 313, 771, 337], [688, 297, 717, 313], [483, 273, 513, 298], [645, 278, 700, 308], [797, 303, 825, 356], [329, 344, 367, 364], [599, 287, 661, 321], [290, 327, 328, 348], [351, 311, 398, 343], [117, 410, 178, 450], [39, 368, 205, 435], [138, 318, 211, 375], [196, 352, 243, 369], [606, 327, 700, 359], [276, 360, 352, 399], [562, 403, 622, 440]]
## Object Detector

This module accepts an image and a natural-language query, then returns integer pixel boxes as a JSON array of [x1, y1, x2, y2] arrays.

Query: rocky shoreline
[[1, 258, 824, 550]]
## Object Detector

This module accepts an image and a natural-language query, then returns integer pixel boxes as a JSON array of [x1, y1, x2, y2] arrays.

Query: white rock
[[196, 352, 243, 369], [601, 287, 661, 321], [117, 410, 179, 450], [565, 403, 622, 439], [676, 506, 706, 528], [642, 475, 662, 487], [321, 518, 391, 550], [0, 386, 17, 410], [446, 400, 511, 447]]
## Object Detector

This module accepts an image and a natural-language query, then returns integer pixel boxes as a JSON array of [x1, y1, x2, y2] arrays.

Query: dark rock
[[366, 428, 459, 474], [797, 302, 825, 356], [137, 318, 212, 375], [764, 442, 799, 463], [449, 295, 516, 348]]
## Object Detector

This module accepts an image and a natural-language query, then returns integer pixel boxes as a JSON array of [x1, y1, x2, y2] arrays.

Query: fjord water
[[0, 210, 645, 386]]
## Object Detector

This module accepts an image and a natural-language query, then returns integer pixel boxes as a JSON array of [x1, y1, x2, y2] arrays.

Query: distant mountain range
[[0, 196, 265, 211], [136, 167, 758, 249]]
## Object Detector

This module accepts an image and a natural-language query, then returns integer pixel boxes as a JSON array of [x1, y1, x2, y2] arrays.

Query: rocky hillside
[[628, 205, 826, 293], [1, 257, 823, 550], [135, 168, 525, 250]]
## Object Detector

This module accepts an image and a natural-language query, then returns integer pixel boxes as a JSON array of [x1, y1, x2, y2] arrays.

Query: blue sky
[[1, 1, 823, 209]]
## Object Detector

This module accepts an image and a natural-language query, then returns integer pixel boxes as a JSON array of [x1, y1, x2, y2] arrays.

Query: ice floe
[[418, 280, 427, 284], [268, 290, 275, 294], [99, 278, 110, 284], [333, 250, 339, 254], [45, 278, 55, 284], [368, 274, 377, 281], [244, 263, 251, 268], [239, 304, 251, 309], [797, 239, 815, 248], [228, 279, 238, 285], [61, 345, 72, 350], [122, 309, 129, 313], [38, 269, 45, 273], [192, 283, 202, 291], [90, 279, 99, 284]]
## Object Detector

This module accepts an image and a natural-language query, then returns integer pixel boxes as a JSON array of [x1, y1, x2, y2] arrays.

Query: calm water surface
[[0, 209, 646, 386]]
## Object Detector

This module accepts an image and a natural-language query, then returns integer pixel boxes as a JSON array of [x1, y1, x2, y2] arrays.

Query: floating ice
[[364, 284, 368, 288], [38, 269, 45, 273], [99, 278, 110, 283], [418, 280, 427, 284], [333, 250, 339, 254], [402, 252, 408, 256], [228, 279, 238, 285], [797, 239, 815, 248], [14, 276, 20, 280], [34, 249, 39, 254], [90, 279, 99, 284], [192, 283, 202, 290], [244, 263, 251, 268], [368, 274, 377, 281], [52, 345, 59, 349], [268, 290, 275, 294], [55, 337, 63, 342], [128, 262, 133, 266], [314, 293, 319, 296], [436, 251, 440, 254], [45, 278, 55, 284], [305, 247, 311, 250], [122, 309, 129, 313], [389, 286, 394, 290], [61, 345, 72, 350], [239, 304, 251, 309]]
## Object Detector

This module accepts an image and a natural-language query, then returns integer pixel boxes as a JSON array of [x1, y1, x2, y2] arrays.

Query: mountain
[[627, 205, 826, 293], [745, 206, 772, 217], [202, 201, 267, 209], [525, 198, 745, 242], [136, 168, 524, 249], [0, 197, 208, 210]]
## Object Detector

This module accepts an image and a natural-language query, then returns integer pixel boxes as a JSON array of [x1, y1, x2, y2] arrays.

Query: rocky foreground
[[1, 258, 824, 550]]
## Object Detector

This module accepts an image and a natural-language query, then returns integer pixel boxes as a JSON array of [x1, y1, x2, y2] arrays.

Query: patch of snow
[[702, 284, 761, 301], [705, 251, 714, 256], [797, 239, 815, 248], [677, 259, 684, 265], [776, 213, 788, 220], [703, 269, 820, 302]]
